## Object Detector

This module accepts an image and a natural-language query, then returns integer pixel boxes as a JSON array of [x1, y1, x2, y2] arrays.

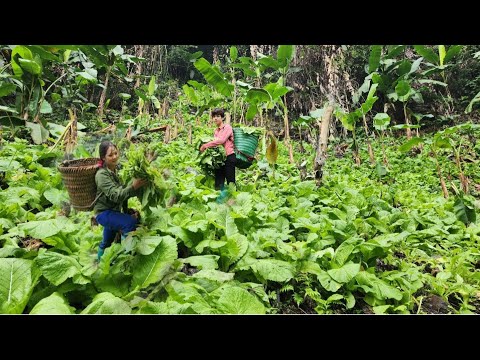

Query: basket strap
[[234, 144, 255, 162]]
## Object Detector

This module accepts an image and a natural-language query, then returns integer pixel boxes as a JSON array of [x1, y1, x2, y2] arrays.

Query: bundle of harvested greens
[[196, 137, 226, 177], [120, 144, 177, 213]]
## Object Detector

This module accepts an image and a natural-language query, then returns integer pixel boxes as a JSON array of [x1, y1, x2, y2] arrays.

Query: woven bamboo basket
[[58, 158, 100, 211]]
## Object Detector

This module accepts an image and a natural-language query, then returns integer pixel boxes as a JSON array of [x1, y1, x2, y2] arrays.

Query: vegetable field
[[1, 45, 479, 314]]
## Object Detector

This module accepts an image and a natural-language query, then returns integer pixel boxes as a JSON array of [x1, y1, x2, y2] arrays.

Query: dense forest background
[[2, 45, 479, 140]]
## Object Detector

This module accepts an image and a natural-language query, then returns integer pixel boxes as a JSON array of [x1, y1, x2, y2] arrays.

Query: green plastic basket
[[233, 128, 259, 169]]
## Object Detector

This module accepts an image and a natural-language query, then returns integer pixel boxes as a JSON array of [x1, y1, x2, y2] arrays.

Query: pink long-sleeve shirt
[[203, 124, 234, 156]]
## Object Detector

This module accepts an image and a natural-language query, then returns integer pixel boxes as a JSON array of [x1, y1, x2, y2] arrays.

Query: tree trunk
[[171, 116, 178, 140], [434, 152, 449, 198], [288, 142, 295, 164], [362, 111, 375, 164], [454, 153, 469, 193], [97, 67, 111, 119], [367, 142, 375, 164], [314, 105, 334, 184], [250, 45, 259, 60], [164, 125, 171, 144], [134, 45, 144, 90], [381, 140, 389, 167], [65, 108, 78, 156], [352, 127, 361, 166], [125, 125, 132, 141], [232, 77, 237, 123], [283, 96, 290, 144], [404, 104, 412, 140], [162, 98, 169, 118]]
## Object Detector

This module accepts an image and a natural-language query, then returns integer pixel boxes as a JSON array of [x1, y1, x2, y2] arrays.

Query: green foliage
[[135, 299, 192, 314], [453, 195, 477, 225], [121, 144, 175, 213], [30, 292, 75, 314], [43, 188, 69, 207], [0, 258, 40, 314], [250, 259, 295, 283], [216, 286, 266, 314], [194, 58, 233, 97], [34, 249, 88, 286], [81, 292, 131, 314], [18, 217, 77, 240], [181, 255, 219, 270], [131, 235, 178, 290], [398, 137, 424, 152], [368, 45, 382, 73], [465, 90, 480, 113]]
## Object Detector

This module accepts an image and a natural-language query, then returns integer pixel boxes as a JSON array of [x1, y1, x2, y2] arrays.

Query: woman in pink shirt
[[199, 108, 236, 200]]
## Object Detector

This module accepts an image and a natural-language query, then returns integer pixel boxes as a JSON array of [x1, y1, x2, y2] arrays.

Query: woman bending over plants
[[94, 141, 148, 260]]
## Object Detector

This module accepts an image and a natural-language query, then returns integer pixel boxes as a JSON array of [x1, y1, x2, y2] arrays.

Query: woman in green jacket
[[94, 141, 147, 260]]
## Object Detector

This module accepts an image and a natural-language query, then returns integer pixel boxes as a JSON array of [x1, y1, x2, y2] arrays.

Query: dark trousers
[[215, 153, 236, 190], [96, 210, 138, 250]]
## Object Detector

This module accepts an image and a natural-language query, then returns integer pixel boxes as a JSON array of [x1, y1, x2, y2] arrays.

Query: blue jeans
[[96, 210, 138, 250]]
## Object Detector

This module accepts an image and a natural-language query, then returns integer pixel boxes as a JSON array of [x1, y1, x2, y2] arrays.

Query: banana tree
[[135, 76, 161, 119], [79, 45, 137, 120], [49, 47, 99, 118], [412, 112, 433, 136], [0, 45, 67, 143], [118, 92, 131, 121], [226, 46, 240, 122], [230, 53, 273, 88], [399, 134, 449, 198], [438, 124, 478, 194], [336, 83, 379, 165], [276, 45, 295, 143], [369, 45, 426, 138], [224, 46, 264, 124], [392, 79, 423, 140], [400, 123, 479, 197], [414, 45, 463, 115], [11, 46, 59, 122], [194, 55, 271, 125], [263, 79, 293, 128], [194, 57, 233, 99], [242, 46, 296, 142], [292, 115, 316, 153], [465, 91, 480, 114], [465, 49, 480, 113], [244, 87, 271, 126], [352, 45, 385, 162], [0, 57, 22, 134], [372, 112, 390, 167], [182, 80, 223, 118], [193, 56, 237, 121]]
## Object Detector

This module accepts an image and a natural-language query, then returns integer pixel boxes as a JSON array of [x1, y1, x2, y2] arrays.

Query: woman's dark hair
[[211, 108, 225, 118], [98, 141, 117, 167]]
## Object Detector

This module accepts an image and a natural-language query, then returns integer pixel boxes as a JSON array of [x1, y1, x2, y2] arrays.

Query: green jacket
[[93, 167, 136, 213]]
